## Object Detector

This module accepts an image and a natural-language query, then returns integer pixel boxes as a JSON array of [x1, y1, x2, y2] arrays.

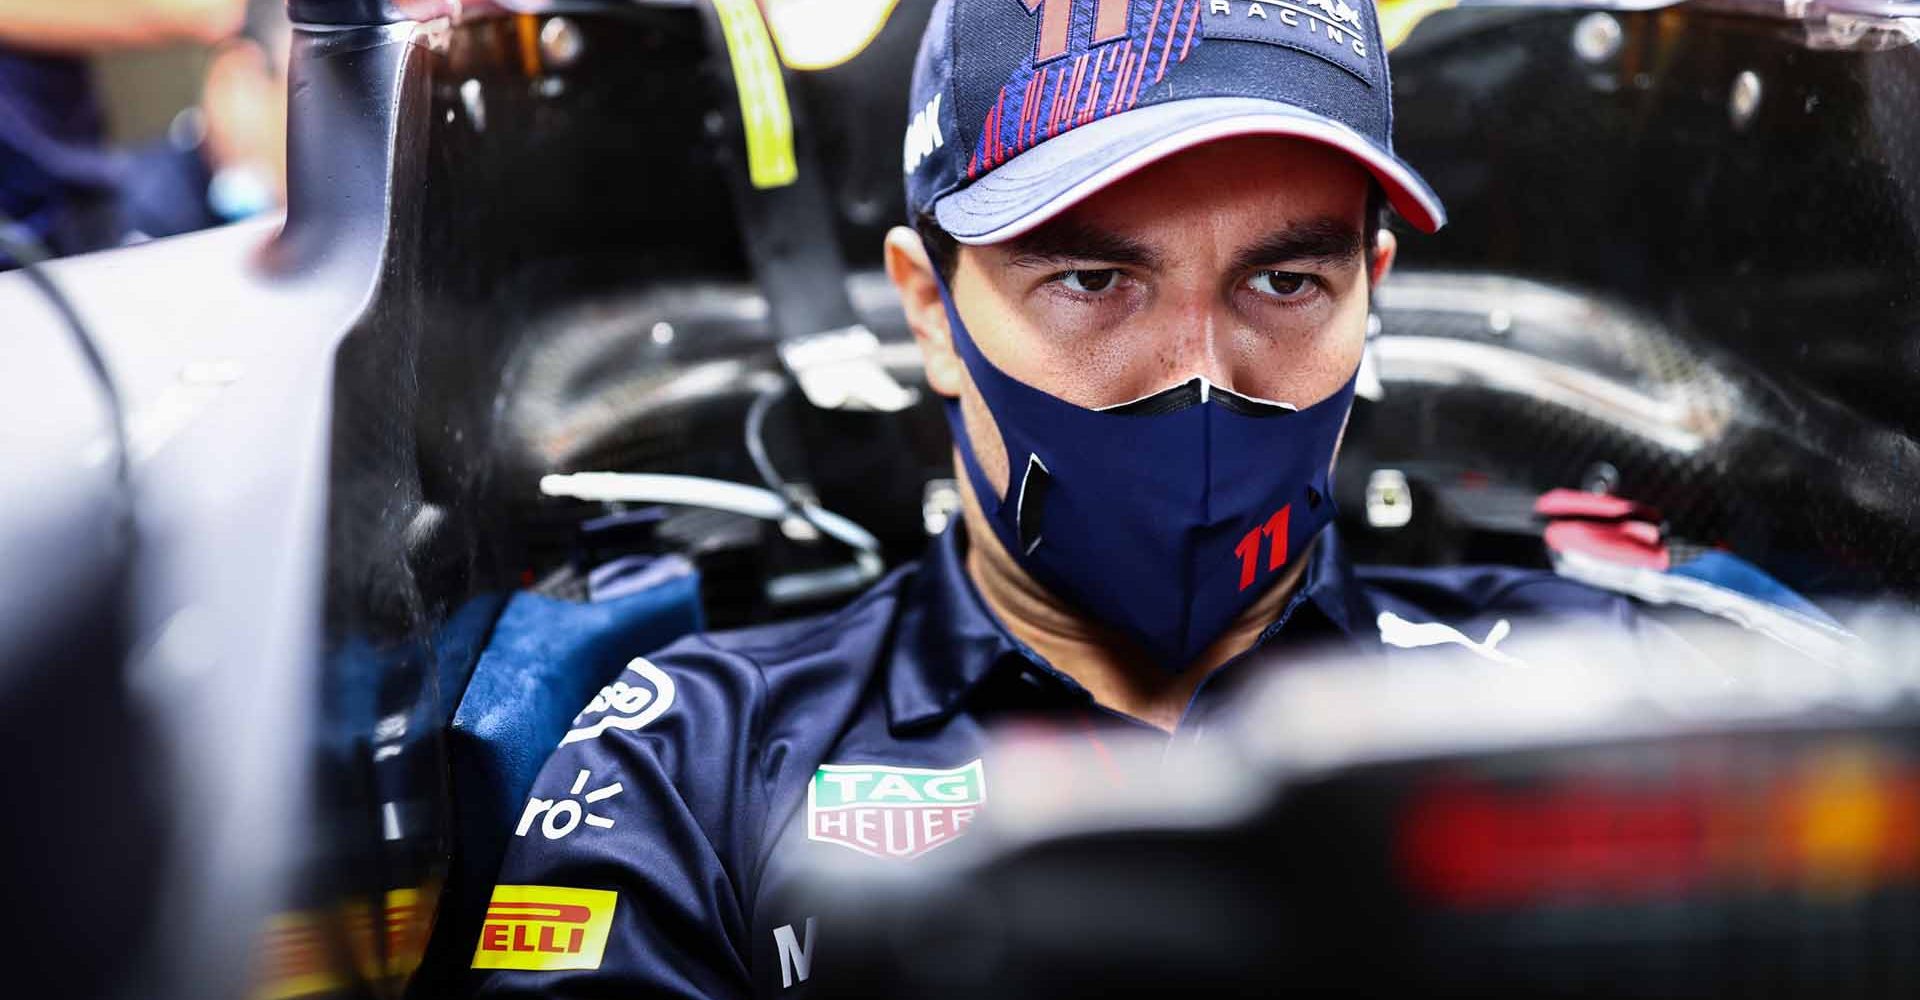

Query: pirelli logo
[[471, 886, 618, 971]]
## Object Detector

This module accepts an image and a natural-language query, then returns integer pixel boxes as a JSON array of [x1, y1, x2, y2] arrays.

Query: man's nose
[[1156, 294, 1239, 391]]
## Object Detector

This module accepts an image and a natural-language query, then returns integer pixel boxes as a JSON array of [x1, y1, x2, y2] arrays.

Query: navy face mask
[[935, 275, 1357, 672]]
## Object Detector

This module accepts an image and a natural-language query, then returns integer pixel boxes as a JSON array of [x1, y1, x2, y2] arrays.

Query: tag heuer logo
[[807, 760, 986, 859]]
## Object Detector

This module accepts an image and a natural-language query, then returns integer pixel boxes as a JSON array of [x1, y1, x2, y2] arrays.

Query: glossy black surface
[[1349, 7, 1920, 597]]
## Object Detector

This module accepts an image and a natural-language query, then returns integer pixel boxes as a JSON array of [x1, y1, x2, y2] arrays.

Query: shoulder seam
[[1475, 571, 1624, 611], [1363, 564, 1609, 619], [711, 564, 914, 657], [686, 631, 776, 944]]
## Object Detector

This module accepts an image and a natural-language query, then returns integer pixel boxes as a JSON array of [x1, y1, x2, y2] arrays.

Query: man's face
[[891, 135, 1396, 497]]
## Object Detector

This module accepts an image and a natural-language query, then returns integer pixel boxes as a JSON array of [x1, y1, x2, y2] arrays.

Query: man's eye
[[1057, 269, 1120, 294], [1246, 270, 1315, 300]]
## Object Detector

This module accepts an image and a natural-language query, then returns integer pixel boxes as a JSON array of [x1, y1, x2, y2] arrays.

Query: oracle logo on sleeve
[[515, 768, 625, 841]]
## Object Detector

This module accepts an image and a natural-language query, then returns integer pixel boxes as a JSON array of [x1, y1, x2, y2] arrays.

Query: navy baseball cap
[[902, 0, 1445, 244]]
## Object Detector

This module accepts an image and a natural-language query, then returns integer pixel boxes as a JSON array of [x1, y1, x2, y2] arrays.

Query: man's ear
[[884, 226, 966, 399], [1368, 228, 1398, 287]]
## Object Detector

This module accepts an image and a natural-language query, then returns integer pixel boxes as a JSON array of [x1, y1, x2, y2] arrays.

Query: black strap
[[694, 0, 915, 413], [695, 0, 860, 341]]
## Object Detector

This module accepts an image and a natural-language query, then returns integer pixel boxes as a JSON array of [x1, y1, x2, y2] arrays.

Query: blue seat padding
[[450, 570, 703, 879], [433, 568, 704, 987]]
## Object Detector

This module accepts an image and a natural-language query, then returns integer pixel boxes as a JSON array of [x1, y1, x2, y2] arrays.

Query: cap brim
[[933, 95, 1446, 243]]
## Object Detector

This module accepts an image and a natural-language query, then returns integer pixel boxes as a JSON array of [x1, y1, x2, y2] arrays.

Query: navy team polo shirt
[[0, 49, 118, 256], [469, 524, 1653, 998]]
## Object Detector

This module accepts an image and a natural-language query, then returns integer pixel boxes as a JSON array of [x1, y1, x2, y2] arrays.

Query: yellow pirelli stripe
[[252, 910, 346, 1000], [711, 0, 800, 189], [471, 885, 619, 972]]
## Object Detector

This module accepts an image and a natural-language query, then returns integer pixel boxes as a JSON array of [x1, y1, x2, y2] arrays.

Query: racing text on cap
[[471, 886, 619, 972], [1202, 0, 1375, 85]]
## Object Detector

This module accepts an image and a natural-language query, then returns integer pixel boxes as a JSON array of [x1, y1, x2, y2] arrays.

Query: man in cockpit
[[470, 1, 1763, 995]]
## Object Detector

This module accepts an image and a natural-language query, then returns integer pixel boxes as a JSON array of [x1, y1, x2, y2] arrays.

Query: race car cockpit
[[3, 0, 1920, 997]]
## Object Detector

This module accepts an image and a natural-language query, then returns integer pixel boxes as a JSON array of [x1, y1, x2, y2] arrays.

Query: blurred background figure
[[0, 0, 287, 269]]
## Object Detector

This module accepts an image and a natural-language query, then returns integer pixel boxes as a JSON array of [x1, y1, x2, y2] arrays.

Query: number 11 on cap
[[1022, 0, 1135, 62]]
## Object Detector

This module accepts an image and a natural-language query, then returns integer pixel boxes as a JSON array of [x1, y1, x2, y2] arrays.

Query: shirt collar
[[1293, 524, 1375, 641], [886, 523, 1021, 731], [885, 524, 1378, 731]]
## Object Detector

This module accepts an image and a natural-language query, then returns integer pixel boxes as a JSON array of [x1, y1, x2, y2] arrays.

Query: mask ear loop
[[931, 271, 1024, 515]]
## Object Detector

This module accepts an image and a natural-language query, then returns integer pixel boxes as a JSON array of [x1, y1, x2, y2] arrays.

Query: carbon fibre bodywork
[[1366, 4, 1920, 597]]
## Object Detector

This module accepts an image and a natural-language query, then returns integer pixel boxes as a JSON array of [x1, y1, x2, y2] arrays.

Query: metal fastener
[[1730, 70, 1762, 129], [1572, 12, 1623, 64], [1366, 469, 1413, 530], [540, 17, 584, 68]]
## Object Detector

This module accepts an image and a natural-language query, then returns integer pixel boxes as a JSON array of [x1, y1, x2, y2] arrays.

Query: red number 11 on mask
[[1021, 0, 1134, 63], [1233, 505, 1292, 592]]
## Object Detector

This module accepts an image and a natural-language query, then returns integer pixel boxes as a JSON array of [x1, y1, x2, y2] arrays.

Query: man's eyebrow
[[1229, 218, 1364, 272], [1000, 220, 1161, 270]]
